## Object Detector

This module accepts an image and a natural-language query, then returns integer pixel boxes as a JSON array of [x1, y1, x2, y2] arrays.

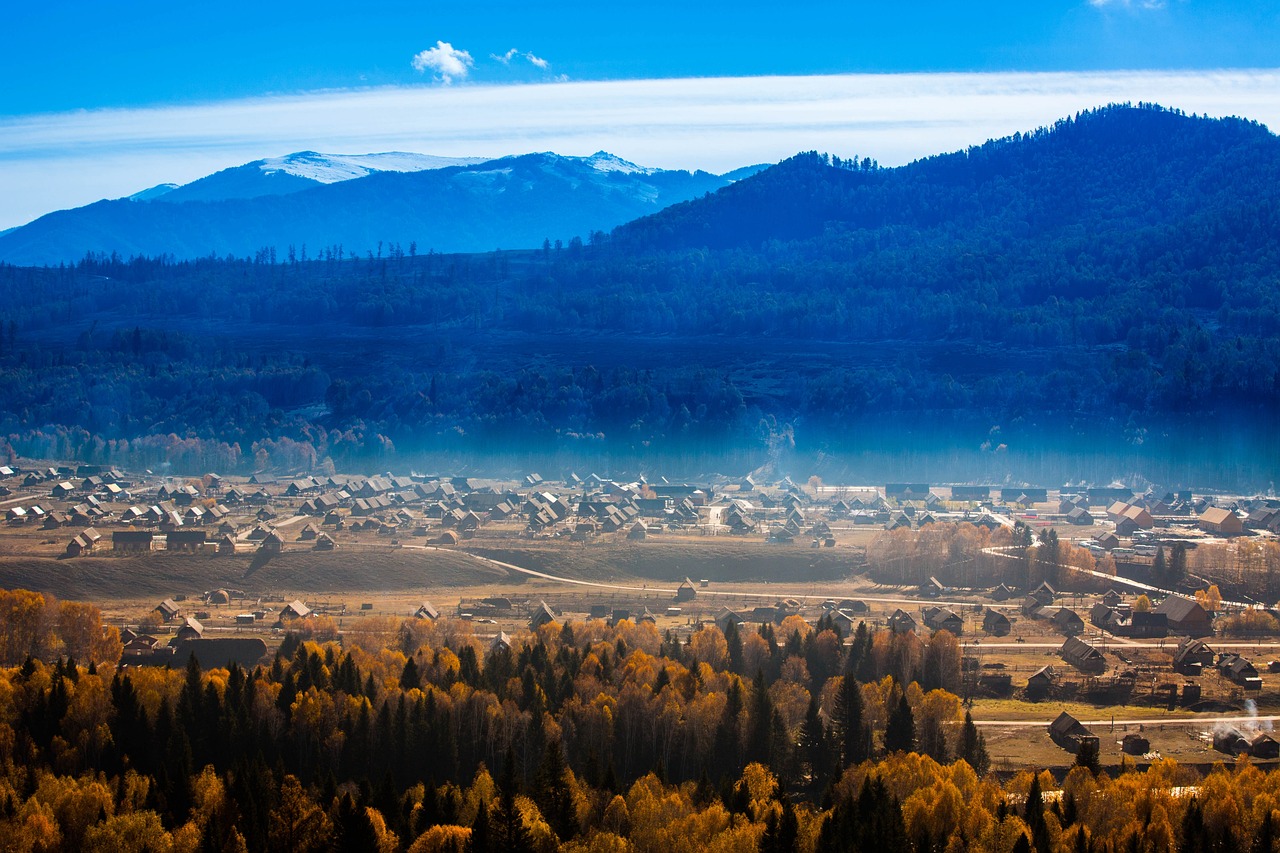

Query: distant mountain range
[[1, 104, 1277, 485], [0, 151, 761, 265]]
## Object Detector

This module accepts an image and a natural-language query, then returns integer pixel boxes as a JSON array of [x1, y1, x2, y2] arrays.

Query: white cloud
[[2, 69, 1280, 228], [491, 48, 550, 69], [410, 41, 473, 84]]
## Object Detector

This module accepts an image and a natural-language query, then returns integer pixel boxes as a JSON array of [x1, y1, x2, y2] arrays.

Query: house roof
[[1061, 636, 1104, 663], [1152, 595, 1207, 622], [282, 600, 311, 619], [1049, 711, 1090, 738], [1027, 665, 1056, 684], [1174, 638, 1213, 661], [1200, 507, 1237, 526]]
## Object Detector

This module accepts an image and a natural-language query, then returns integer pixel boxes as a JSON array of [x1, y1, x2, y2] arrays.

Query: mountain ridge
[[0, 104, 1277, 484], [0, 151, 754, 265]]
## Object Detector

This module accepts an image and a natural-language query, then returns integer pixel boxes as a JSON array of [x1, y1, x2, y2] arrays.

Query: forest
[[0, 104, 1276, 480], [0, 582, 1276, 853]]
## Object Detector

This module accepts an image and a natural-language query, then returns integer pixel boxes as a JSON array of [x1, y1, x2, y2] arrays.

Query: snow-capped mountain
[[0, 152, 767, 265], [573, 151, 657, 175], [254, 151, 487, 184], [150, 151, 487, 205]]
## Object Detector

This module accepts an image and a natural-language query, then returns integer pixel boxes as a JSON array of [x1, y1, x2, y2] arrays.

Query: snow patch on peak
[[258, 152, 487, 184], [127, 183, 180, 201], [578, 151, 656, 175]]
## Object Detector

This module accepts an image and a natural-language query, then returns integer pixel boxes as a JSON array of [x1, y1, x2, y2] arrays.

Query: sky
[[2, 0, 1279, 229]]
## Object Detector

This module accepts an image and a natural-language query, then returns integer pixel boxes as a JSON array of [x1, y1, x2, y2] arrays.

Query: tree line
[[2, 586, 1279, 850]]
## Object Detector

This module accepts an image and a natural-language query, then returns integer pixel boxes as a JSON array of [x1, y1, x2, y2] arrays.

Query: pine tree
[[1025, 773, 1051, 853], [711, 679, 744, 780], [400, 656, 420, 690], [832, 675, 870, 766], [470, 800, 492, 853], [959, 711, 990, 775], [1074, 739, 1101, 776], [884, 693, 915, 754], [533, 739, 578, 843], [745, 669, 776, 766], [725, 619, 744, 674], [494, 749, 533, 853], [1153, 546, 1167, 583], [798, 694, 829, 785]]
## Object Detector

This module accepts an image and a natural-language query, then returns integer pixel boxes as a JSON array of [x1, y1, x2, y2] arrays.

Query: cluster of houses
[[5, 460, 1279, 574], [1019, 582, 1086, 635], [1214, 727, 1280, 758]]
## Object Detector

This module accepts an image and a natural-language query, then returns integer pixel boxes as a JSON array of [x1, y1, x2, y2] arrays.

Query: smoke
[[1209, 697, 1271, 746]]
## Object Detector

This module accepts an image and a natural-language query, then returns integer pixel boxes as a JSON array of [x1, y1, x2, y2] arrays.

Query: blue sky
[[2, 0, 1279, 228]]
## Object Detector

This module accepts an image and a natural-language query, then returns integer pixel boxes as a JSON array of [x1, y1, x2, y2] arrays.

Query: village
[[2, 461, 1280, 768]]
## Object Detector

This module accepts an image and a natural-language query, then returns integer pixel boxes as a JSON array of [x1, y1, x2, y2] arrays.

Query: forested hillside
[[0, 587, 1261, 853], [0, 105, 1275, 483]]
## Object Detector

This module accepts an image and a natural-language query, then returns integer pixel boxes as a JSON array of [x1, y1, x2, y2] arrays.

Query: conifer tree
[[884, 693, 915, 754]]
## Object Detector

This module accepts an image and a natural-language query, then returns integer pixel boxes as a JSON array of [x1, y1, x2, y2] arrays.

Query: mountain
[[0, 105, 1276, 485], [0, 152, 754, 265], [153, 151, 487, 204], [612, 104, 1280, 256], [126, 183, 179, 201]]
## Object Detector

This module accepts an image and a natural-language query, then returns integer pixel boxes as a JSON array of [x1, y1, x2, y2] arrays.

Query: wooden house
[[1059, 636, 1106, 674], [983, 609, 1011, 636], [529, 601, 557, 631], [1217, 653, 1263, 690], [1198, 507, 1243, 536], [1252, 733, 1280, 759], [922, 606, 963, 635], [714, 608, 745, 633], [113, 530, 155, 552], [489, 632, 512, 656], [675, 578, 697, 602], [1152, 595, 1212, 636], [174, 616, 203, 641], [1173, 638, 1214, 675], [279, 600, 312, 621], [153, 599, 180, 622], [887, 609, 917, 634], [1047, 607, 1085, 636], [1049, 711, 1100, 753]]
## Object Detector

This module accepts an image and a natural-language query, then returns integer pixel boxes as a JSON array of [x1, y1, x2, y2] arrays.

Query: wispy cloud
[[2, 69, 1279, 228], [410, 41, 474, 84], [490, 48, 550, 69], [1088, 0, 1167, 9]]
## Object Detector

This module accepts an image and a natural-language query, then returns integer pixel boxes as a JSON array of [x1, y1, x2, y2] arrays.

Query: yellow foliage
[[741, 763, 778, 818], [82, 810, 172, 853], [363, 806, 399, 853], [602, 795, 631, 836], [460, 766, 496, 827], [561, 831, 633, 853], [778, 614, 812, 638], [269, 775, 332, 853], [407, 824, 471, 853], [687, 626, 728, 669]]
